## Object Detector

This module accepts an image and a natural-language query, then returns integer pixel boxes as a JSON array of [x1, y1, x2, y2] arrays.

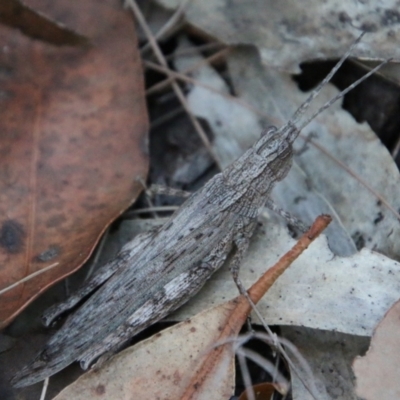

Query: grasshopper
[[12, 34, 390, 387]]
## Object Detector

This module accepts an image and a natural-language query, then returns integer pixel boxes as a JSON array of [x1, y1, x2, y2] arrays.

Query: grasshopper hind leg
[[42, 230, 157, 327], [42, 258, 121, 327], [77, 237, 235, 370]]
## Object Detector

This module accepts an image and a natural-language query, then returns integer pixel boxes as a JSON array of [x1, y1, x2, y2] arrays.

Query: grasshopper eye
[[255, 126, 280, 155]]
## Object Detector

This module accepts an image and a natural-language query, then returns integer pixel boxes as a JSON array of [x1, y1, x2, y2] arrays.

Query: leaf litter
[[153, 4, 400, 397], [353, 298, 400, 400], [169, 37, 400, 397], [51, 217, 331, 400], [3, 0, 400, 398], [0, 0, 149, 328]]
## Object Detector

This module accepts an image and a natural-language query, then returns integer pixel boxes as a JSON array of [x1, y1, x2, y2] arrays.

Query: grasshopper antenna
[[283, 31, 392, 142], [288, 32, 366, 129], [296, 57, 392, 131]]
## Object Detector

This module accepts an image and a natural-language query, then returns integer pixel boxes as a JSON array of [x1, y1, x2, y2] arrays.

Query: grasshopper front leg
[[146, 184, 192, 199], [229, 218, 258, 294], [264, 198, 307, 232]]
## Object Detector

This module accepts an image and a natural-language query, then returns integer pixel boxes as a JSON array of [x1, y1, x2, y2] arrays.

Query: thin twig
[[150, 106, 185, 129], [137, 177, 159, 220], [39, 377, 49, 400], [241, 295, 320, 400], [391, 135, 400, 160], [165, 42, 225, 60], [236, 350, 256, 400], [139, 0, 193, 55], [126, 0, 222, 170], [238, 333, 318, 397], [146, 47, 230, 96], [143, 59, 271, 120], [84, 227, 110, 281], [308, 137, 400, 220], [124, 205, 179, 217], [0, 262, 59, 295], [236, 347, 289, 393]]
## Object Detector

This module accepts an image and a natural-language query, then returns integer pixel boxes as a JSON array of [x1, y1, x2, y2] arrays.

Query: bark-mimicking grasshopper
[[12, 34, 390, 387]]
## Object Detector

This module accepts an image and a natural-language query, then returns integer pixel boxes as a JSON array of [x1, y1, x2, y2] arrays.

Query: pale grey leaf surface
[[271, 163, 357, 256], [172, 215, 400, 337], [158, 0, 400, 72], [281, 327, 369, 400]]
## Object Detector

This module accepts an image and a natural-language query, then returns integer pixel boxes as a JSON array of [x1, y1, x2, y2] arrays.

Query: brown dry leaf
[[238, 382, 281, 400], [0, 0, 88, 46], [52, 216, 330, 399], [353, 298, 400, 400], [53, 302, 238, 400], [0, 0, 149, 327]]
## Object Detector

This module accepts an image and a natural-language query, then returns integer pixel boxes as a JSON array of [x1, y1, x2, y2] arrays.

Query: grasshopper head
[[254, 124, 297, 157], [253, 124, 297, 182]]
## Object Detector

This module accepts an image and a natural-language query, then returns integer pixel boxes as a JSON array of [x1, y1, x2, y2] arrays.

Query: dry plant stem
[[165, 42, 225, 61], [139, 0, 192, 55], [278, 336, 320, 392], [84, 227, 110, 281], [146, 184, 192, 198], [125, 205, 179, 216], [146, 47, 231, 96], [242, 216, 332, 400], [39, 377, 49, 400], [144, 191, 158, 219], [127, 0, 222, 169], [237, 350, 256, 400], [180, 215, 330, 400], [391, 132, 400, 159], [237, 348, 289, 394], [0, 262, 59, 296], [138, 178, 159, 220], [237, 348, 289, 398], [234, 333, 318, 398], [150, 106, 185, 129], [143, 59, 271, 120]]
